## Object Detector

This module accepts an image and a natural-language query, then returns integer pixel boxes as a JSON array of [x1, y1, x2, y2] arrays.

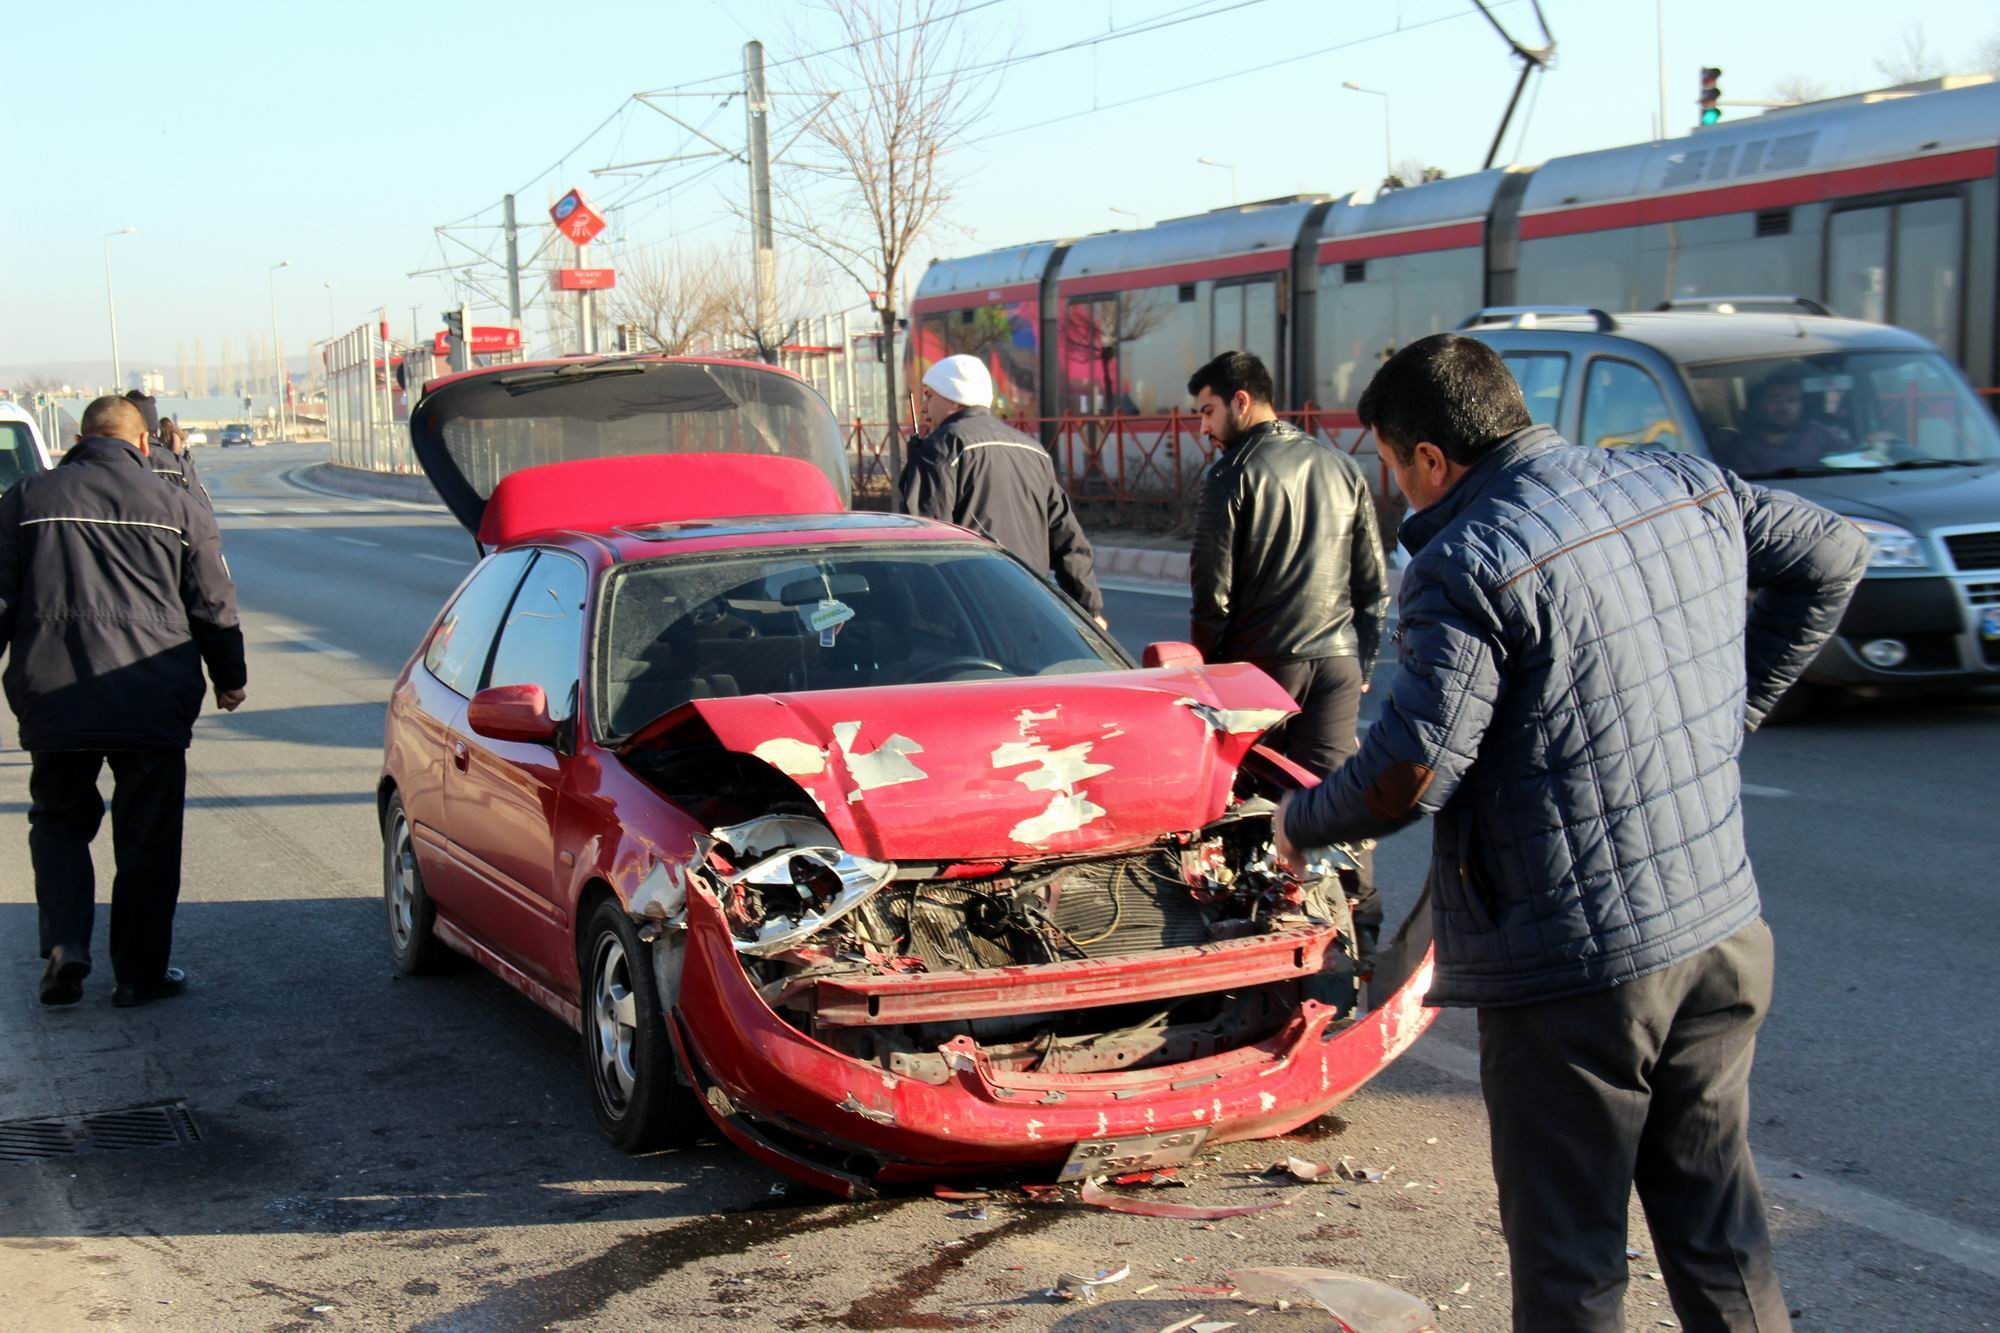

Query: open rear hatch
[[406, 356, 852, 543]]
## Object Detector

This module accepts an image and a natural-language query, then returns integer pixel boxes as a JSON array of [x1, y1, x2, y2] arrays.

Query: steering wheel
[[909, 656, 1010, 683]]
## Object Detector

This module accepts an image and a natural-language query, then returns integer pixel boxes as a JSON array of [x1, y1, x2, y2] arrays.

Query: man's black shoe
[[39, 948, 91, 1006], [112, 967, 187, 1008]]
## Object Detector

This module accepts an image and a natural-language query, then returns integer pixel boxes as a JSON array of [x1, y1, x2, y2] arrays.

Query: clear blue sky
[[4, 0, 1996, 375]]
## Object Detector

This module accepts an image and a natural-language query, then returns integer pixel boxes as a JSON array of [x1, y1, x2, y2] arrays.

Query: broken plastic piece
[[1335, 1156, 1393, 1184], [1051, 1264, 1130, 1302], [1113, 1168, 1187, 1188], [721, 846, 894, 955], [933, 1185, 992, 1201], [1228, 1268, 1437, 1332], [1264, 1156, 1335, 1182], [1080, 1176, 1287, 1220]]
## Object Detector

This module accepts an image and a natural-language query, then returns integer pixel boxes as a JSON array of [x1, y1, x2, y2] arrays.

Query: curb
[[293, 462, 441, 506]]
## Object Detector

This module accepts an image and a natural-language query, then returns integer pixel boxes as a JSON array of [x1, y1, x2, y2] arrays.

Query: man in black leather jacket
[[1187, 351, 1389, 941]]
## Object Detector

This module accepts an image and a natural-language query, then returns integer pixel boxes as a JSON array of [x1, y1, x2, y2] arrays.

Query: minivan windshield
[[1686, 350, 2000, 480], [597, 544, 1124, 739]]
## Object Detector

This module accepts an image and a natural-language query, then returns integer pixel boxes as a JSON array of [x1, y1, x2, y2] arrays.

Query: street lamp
[[268, 261, 289, 442], [1196, 157, 1238, 207], [323, 281, 336, 342], [102, 226, 137, 392], [1109, 206, 1142, 229], [1342, 82, 1394, 183]]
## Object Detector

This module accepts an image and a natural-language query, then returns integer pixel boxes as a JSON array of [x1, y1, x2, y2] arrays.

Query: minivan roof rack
[[1459, 306, 1618, 332], [1652, 295, 1832, 316]]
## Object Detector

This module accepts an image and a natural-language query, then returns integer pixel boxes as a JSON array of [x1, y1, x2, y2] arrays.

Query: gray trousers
[[1478, 919, 1791, 1333]]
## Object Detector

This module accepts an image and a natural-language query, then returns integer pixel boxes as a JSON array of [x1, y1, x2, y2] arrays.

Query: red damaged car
[[381, 355, 1434, 1197]]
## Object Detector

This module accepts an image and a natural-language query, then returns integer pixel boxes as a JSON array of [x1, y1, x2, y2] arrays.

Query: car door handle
[[453, 740, 469, 771]]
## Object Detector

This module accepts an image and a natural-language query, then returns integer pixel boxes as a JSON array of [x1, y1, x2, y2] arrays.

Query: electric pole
[[503, 193, 524, 330], [744, 40, 779, 362]]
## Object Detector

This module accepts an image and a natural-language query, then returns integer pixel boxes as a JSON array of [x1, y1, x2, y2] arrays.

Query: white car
[[183, 428, 208, 446]]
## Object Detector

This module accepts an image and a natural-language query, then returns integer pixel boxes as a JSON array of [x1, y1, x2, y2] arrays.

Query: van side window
[[1500, 353, 1569, 428], [1580, 358, 1681, 452]]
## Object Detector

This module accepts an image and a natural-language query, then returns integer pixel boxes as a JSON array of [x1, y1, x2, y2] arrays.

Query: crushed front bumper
[[668, 887, 1435, 1197]]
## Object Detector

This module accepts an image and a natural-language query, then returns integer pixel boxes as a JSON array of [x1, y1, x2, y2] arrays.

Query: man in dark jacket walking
[[0, 397, 247, 1007], [1187, 350, 1389, 944], [125, 391, 207, 504], [898, 354, 1106, 624], [1280, 334, 1867, 1332]]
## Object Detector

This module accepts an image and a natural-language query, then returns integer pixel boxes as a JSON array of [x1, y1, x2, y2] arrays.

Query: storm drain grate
[[0, 1101, 200, 1164]]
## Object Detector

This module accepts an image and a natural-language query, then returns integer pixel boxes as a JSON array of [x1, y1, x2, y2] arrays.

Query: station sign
[[550, 189, 607, 246], [555, 267, 617, 291], [432, 326, 524, 357]]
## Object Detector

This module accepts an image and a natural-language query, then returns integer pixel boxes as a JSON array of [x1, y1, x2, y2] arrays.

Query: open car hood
[[622, 663, 1300, 861], [407, 356, 852, 539]]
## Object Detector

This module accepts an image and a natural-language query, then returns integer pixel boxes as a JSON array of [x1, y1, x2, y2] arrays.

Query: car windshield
[[597, 544, 1125, 739], [1686, 350, 2000, 479], [0, 423, 43, 491]]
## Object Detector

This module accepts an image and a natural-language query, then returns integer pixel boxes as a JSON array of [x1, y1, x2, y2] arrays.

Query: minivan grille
[[1944, 530, 2000, 572]]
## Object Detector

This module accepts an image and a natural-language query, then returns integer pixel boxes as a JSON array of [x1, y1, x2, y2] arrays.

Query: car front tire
[[581, 898, 703, 1152], [383, 794, 447, 974]]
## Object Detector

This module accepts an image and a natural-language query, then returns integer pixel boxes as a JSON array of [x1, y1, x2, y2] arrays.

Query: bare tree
[[714, 257, 815, 363], [610, 244, 728, 355], [1060, 292, 1170, 414], [1980, 28, 2000, 75], [773, 0, 999, 465], [1874, 25, 1943, 85], [1771, 73, 1831, 106]]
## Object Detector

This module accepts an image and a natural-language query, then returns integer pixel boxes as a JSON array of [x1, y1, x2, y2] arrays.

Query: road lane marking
[[266, 625, 360, 660], [1742, 783, 1792, 798], [334, 536, 381, 548], [415, 553, 466, 566], [1402, 1036, 2000, 1280], [281, 506, 332, 514]]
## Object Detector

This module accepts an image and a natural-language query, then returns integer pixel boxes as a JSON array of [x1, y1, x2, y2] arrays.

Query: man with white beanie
[[899, 354, 1106, 625]]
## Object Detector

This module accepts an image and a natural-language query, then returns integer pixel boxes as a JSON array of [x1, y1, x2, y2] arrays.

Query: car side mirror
[[467, 683, 557, 744], [1143, 641, 1204, 669]]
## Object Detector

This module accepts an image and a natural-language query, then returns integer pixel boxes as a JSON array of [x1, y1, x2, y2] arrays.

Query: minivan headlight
[[1850, 519, 1925, 569]]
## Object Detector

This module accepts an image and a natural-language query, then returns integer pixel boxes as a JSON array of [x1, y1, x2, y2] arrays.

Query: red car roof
[[420, 351, 810, 396]]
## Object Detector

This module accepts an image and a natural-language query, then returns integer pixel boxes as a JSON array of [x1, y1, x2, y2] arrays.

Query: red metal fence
[[844, 408, 1376, 517]]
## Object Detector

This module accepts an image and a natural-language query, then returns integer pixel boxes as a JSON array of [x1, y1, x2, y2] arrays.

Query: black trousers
[[30, 750, 188, 987], [1478, 920, 1791, 1333], [1256, 654, 1379, 937]]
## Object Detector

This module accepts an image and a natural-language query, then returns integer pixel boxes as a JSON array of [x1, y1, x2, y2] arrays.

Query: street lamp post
[[268, 261, 289, 442], [323, 281, 336, 342], [1109, 206, 1142, 228], [1195, 157, 1238, 207], [102, 226, 137, 392], [1342, 82, 1394, 183]]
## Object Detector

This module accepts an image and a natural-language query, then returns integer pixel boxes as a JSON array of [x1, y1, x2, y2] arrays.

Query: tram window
[[1827, 207, 1889, 324], [1892, 197, 1961, 358], [1117, 285, 1204, 413], [1580, 359, 1681, 452], [1501, 353, 1569, 428], [1242, 282, 1279, 376]]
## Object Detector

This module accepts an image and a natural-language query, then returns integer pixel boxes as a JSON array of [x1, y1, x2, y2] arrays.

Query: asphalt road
[[2, 443, 1997, 1331]]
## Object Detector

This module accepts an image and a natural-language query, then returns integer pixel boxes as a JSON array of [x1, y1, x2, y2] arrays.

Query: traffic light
[[441, 309, 465, 341], [1699, 67, 1723, 125]]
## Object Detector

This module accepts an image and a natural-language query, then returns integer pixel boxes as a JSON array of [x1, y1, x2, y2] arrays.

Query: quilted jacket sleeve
[[1729, 471, 1868, 729], [1284, 551, 1506, 848]]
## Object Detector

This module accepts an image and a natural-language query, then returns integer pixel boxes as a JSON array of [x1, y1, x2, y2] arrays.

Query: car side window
[[487, 551, 589, 724], [424, 549, 534, 696], [1580, 358, 1681, 452], [1500, 352, 1569, 428]]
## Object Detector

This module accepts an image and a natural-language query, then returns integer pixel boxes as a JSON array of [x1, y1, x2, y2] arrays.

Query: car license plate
[[1982, 608, 2000, 643], [1056, 1126, 1210, 1181]]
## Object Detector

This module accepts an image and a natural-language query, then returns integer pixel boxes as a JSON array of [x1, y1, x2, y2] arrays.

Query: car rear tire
[[581, 899, 704, 1152], [383, 794, 448, 975]]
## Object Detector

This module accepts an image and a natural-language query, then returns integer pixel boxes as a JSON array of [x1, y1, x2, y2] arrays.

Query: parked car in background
[[183, 428, 208, 446], [1464, 302, 2000, 717], [219, 424, 256, 447], [377, 354, 1434, 1197], [0, 401, 55, 494]]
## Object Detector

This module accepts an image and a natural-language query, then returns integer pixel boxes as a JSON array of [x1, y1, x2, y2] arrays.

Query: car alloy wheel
[[591, 932, 641, 1114], [382, 794, 444, 974]]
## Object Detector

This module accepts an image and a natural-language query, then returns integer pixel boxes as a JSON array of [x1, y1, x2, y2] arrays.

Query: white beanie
[[922, 354, 993, 408]]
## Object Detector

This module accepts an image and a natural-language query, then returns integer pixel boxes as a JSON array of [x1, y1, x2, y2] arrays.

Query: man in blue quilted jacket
[[1280, 333, 1866, 1333]]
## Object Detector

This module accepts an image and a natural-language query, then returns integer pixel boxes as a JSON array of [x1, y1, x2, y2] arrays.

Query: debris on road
[[933, 1185, 991, 1201], [1081, 1176, 1289, 1220], [1051, 1263, 1131, 1302], [1264, 1156, 1335, 1183], [1115, 1167, 1189, 1187], [1229, 1268, 1438, 1332], [1336, 1156, 1394, 1184]]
